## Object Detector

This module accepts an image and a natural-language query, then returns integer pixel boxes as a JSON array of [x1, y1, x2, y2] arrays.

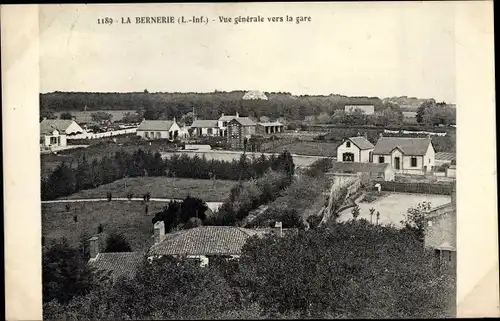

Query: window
[[156, 132, 161, 139], [343, 153, 354, 162], [411, 157, 417, 167], [50, 137, 57, 145], [223, 121, 227, 127], [346, 141, 351, 148], [207, 128, 213, 135], [378, 156, 385, 163]]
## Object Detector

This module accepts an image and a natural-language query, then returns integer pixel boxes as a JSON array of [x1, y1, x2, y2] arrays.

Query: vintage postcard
[[2, 2, 498, 320]]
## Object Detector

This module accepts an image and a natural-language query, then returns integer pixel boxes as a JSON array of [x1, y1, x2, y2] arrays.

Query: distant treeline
[[41, 149, 296, 201], [40, 91, 393, 121]]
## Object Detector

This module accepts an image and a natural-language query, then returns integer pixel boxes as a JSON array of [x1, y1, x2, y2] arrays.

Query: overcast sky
[[39, 3, 456, 103]]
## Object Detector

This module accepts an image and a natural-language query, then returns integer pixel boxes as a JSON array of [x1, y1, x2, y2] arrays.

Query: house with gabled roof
[[372, 136, 435, 175], [336, 135, 375, 163], [40, 119, 84, 148], [136, 118, 181, 140], [227, 116, 257, 150], [190, 119, 220, 137]]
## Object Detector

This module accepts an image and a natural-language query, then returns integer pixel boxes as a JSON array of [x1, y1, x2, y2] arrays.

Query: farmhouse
[[227, 117, 257, 149], [40, 119, 85, 148], [148, 222, 292, 266], [136, 119, 181, 140], [372, 136, 435, 175], [190, 119, 219, 137], [336, 136, 374, 162], [328, 161, 395, 181], [88, 236, 144, 281], [257, 121, 284, 135], [344, 105, 375, 115], [425, 188, 456, 267]]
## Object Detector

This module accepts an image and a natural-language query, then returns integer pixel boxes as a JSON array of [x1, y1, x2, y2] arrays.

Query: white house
[[242, 90, 268, 100], [344, 105, 375, 115], [40, 119, 84, 136], [190, 119, 219, 137], [137, 119, 181, 140], [40, 128, 67, 148], [337, 136, 374, 162], [372, 136, 435, 175]]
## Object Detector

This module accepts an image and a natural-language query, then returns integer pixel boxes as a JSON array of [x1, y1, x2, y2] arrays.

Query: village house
[[40, 119, 84, 148], [148, 221, 292, 267], [336, 135, 374, 162], [136, 119, 181, 140], [371, 136, 435, 175], [227, 116, 257, 149], [327, 161, 395, 181], [190, 119, 220, 137], [217, 113, 240, 137], [256, 121, 285, 135], [344, 105, 375, 115], [87, 236, 144, 281], [425, 188, 456, 268]]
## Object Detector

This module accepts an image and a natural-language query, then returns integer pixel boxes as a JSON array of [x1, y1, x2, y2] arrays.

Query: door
[[343, 152, 354, 162], [394, 157, 400, 170]]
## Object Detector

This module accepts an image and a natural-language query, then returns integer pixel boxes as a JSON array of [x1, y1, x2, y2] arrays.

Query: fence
[[67, 128, 137, 140], [373, 180, 454, 195]]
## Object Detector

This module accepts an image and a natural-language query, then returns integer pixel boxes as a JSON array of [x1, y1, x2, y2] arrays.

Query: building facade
[[372, 136, 435, 175], [256, 121, 284, 135], [227, 117, 257, 149], [336, 136, 374, 162], [190, 120, 219, 137], [136, 119, 181, 140]]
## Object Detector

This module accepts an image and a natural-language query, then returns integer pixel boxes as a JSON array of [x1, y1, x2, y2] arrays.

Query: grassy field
[[63, 176, 239, 202], [42, 201, 166, 253], [262, 141, 340, 157], [41, 140, 176, 179]]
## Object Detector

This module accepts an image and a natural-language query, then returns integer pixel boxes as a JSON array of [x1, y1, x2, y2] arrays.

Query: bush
[[104, 232, 132, 252]]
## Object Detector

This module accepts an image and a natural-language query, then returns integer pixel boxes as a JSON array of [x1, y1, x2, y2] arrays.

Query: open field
[[262, 141, 340, 157], [42, 201, 166, 253], [337, 192, 451, 228], [62, 177, 239, 202]]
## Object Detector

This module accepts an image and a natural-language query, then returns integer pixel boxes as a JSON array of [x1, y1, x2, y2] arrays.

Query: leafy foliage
[[105, 232, 132, 252]]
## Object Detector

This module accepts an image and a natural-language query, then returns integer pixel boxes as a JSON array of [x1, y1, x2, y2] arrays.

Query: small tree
[[98, 224, 104, 234], [127, 192, 133, 201], [104, 232, 132, 252], [73, 215, 78, 223], [59, 112, 73, 120], [106, 192, 112, 202], [145, 204, 149, 215], [65, 204, 71, 212], [376, 211, 380, 225], [369, 208, 375, 224], [400, 201, 432, 243], [351, 205, 360, 220]]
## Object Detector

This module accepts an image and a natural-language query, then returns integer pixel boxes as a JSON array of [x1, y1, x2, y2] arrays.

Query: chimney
[[153, 221, 165, 244], [236, 112, 239, 118], [357, 131, 361, 137], [364, 132, 368, 140], [221, 113, 224, 117], [142, 118, 146, 122], [42, 117, 47, 121], [379, 132, 383, 139], [89, 236, 99, 259], [173, 116, 176, 123], [274, 221, 283, 238]]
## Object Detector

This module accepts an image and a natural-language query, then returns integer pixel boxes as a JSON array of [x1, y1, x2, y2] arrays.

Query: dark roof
[[40, 119, 75, 135], [436, 152, 456, 161], [89, 252, 144, 281], [218, 115, 237, 121], [191, 119, 219, 128], [229, 117, 257, 126], [149, 226, 291, 257], [348, 136, 374, 150], [329, 161, 390, 174], [137, 120, 175, 131], [373, 137, 432, 155]]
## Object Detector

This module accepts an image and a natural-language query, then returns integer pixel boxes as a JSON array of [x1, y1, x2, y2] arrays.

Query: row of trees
[[416, 101, 456, 126], [43, 219, 455, 320], [40, 91, 392, 122], [152, 196, 208, 233], [41, 149, 295, 200]]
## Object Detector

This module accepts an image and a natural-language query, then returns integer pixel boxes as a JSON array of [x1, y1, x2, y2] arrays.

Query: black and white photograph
[[2, 2, 498, 320]]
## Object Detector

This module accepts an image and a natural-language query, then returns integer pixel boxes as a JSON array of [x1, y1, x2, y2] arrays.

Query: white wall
[[65, 121, 84, 134], [42, 130, 67, 147], [360, 149, 373, 163], [337, 140, 361, 162], [69, 127, 137, 139]]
